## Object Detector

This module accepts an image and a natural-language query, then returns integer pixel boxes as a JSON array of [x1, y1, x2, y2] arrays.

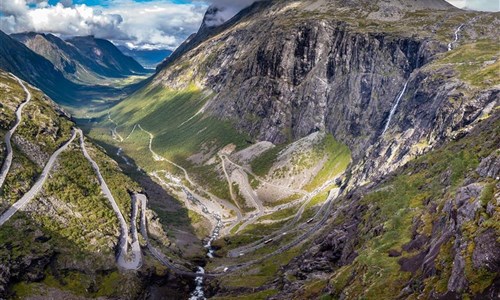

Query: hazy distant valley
[[0, 0, 498, 299]]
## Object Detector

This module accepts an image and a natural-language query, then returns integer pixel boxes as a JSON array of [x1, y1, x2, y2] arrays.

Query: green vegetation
[[0, 146, 40, 204], [299, 190, 330, 222], [438, 39, 500, 88], [86, 140, 140, 222], [265, 193, 302, 207], [37, 144, 119, 254], [258, 205, 299, 222], [303, 135, 350, 192], [190, 162, 232, 203], [15, 87, 73, 154], [220, 219, 290, 251], [97, 84, 249, 166], [218, 245, 305, 288], [0, 72, 25, 128], [250, 144, 286, 177], [293, 279, 329, 299]]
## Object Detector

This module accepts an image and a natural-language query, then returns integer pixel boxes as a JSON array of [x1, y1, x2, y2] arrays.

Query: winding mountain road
[[0, 130, 77, 226], [77, 129, 140, 270], [0, 75, 32, 189], [138, 187, 345, 277], [219, 154, 236, 205], [136, 193, 199, 277], [137, 125, 243, 225], [129, 194, 143, 269]]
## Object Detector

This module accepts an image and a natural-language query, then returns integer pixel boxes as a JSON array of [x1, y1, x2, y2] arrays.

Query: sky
[[0, 0, 498, 50]]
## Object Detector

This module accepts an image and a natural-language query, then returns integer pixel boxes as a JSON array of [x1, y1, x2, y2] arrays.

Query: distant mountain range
[[0, 31, 150, 105], [117, 46, 172, 69], [11, 32, 148, 82], [0, 31, 80, 105]]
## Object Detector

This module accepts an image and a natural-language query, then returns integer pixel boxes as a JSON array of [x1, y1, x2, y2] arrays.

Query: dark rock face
[[473, 229, 500, 272], [476, 153, 500, 179], [153, 1, 498, 186]]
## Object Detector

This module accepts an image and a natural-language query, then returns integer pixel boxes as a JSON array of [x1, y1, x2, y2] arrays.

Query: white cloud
[[445, 0, 499, 11], [203, 0, 257, 27], [105, 1, 207, 49], [0, 0, 208, 50], [2, 0, 494, 51]]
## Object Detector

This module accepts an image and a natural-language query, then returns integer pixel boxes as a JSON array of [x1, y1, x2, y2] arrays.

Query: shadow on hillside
[[83, 138, 206, 259], [52, 72, 154, 109]]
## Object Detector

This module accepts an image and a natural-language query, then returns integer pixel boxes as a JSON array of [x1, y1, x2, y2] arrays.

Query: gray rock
[[473, 229, 500, 272], [448, 251, 467, 292], [476, 152, 500, 179]]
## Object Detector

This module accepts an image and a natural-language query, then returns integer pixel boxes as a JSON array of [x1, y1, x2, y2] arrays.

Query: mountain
[[12, 32, 149, 81], [117, 46, 172, 69], [11, 32, 150, 84], [0, 0, 498, 299], [94, 0, 499, 299], [1, 31, 146, 107], [66, 36, 148, 77], [0, 31, 80, 105]]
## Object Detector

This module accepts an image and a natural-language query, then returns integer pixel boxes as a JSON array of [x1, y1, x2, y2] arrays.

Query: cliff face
[[153, 0, 498, 185]]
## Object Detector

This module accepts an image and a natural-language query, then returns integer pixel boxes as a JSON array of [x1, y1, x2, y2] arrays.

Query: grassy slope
[[436, 39, 500, 88], [304, 135, 351, 192], [103, 84, 249, 165]]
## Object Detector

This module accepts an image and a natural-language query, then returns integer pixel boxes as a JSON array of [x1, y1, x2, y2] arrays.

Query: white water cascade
[[448, 24, 464, 51], [189, 212, 223, 299], [382, 80, 409, 135]]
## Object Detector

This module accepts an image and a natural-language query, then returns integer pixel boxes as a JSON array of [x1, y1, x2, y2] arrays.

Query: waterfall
[[448, 24, 464, 51], [382, 80, 409, 135], [189, 267, 206, 300], [189, 212, 222, 300]]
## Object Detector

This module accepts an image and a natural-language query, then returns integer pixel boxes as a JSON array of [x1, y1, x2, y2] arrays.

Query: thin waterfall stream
[[382, 80, 409, 135], [448, 23, 464, 51]]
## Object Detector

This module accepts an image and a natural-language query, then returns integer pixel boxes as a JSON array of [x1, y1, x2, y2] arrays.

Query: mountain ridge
[[11, 32, 149, 81], [0, 1, 498, 299]]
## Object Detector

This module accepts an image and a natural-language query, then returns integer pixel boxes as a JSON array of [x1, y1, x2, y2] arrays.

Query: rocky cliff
[[266, 111, 499, 300], [143, 1, 499, 298], [152, 0, 498, 186]]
